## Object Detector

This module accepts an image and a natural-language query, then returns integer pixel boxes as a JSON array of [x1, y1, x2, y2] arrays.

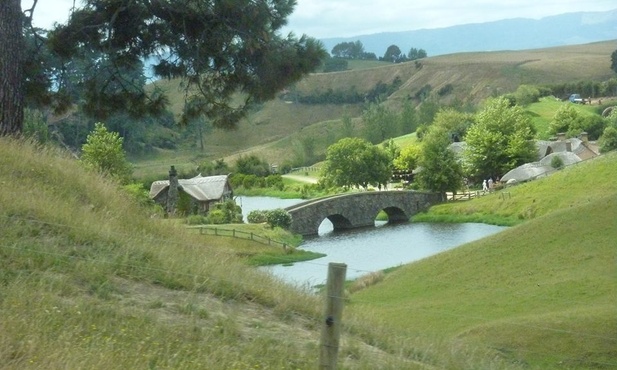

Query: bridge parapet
[[285, 191, 441, 236]]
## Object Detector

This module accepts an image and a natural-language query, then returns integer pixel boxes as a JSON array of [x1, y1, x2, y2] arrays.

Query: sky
[[30, 0, 617, 39]]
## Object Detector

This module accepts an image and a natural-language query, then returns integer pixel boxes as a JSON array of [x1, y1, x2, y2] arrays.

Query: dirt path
[[282, 174, 319, 184]]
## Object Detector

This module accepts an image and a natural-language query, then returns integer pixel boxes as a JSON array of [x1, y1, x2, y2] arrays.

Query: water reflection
[[265, 222, 506, 287]]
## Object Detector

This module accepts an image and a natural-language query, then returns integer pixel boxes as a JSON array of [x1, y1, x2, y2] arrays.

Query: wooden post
[[319, 263, 347, 369]]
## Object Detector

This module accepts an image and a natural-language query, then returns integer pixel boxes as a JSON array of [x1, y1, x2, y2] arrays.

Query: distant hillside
[[135, 40, 617, 179], [320, 9, 617, 57]]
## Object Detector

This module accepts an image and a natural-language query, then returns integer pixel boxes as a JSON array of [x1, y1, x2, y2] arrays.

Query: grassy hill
[[136, 40, 617, 179], [1, 137, 425, 369], [351, 152, 617, 368]]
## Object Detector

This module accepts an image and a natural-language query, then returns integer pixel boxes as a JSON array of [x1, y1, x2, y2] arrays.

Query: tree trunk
[[0, 0, 25, 136]]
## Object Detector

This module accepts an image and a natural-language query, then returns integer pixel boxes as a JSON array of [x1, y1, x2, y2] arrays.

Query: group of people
[[482, 178, 495, 193]]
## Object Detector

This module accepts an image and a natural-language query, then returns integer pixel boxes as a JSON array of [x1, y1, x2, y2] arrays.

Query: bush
[[212, 200, 243, 223], [266, 174, 284, 190], [122, 183, 155, 208], [279, 162, 293, 174], [551, 155, 564, 170], [186, 214, 209, 225], [81, 122, 132, 184], [247, 210, 268, 224], [265, 209, 292, 229], [206, 209, 227, 224], [599, 126, 617, 153]]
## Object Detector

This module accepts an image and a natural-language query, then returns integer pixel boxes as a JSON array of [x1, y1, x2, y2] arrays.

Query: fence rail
[[196, 226, 289, 250]]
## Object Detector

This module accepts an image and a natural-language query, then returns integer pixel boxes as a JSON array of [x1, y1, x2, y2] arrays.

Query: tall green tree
[[549, 103, 582, 136], [432, 108, 474, 142], [416, 127, 463, 199], [1, 0, 326, 135], [394, 144, 422, 172], [322, 137, 392, 190], [463, 97, 537, 182], [407, 47, 427, 60], [398, 100, 418, 135], [383, 44, 402, 62], [361, 102, 397, 144], [611, 49, 617, 74], [331, 40, 364, 59]]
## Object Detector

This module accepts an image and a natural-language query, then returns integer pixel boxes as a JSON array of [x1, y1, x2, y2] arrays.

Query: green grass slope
[[0, 138, 431, 369], [416, 152, 617, 225], [351, 153, 617, 369]]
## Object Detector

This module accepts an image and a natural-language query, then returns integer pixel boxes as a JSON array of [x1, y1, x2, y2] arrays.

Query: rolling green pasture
[[351, 152, 617, 368]]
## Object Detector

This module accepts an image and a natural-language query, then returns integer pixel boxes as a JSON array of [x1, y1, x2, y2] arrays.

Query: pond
[[237, 196, 507, 287]]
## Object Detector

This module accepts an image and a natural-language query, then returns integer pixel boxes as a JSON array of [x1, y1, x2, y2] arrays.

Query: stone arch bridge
[[284, 191, 441, 236]]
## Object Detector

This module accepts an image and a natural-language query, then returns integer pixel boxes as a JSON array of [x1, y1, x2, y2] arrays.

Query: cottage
[[149, 166, 233, 215], [501, 132, 600, 183]]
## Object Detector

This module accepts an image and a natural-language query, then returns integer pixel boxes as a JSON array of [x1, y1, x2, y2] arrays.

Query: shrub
[[599, 126, 617, 153], [81, 122, 132, 184], [551, 155, 565, 170], [122, 183, 155, 208], [514, 84, 541, 106], [229, 173, 245, 188], [265, 209, 292, 229], [279, 162, 293, 174], [247, 210, 268, 224], [206, 209, 227, 224], [242, 174, 261, 189], [212, 200, 243, 223], [266, 174, 284, 190], [186, 214, 209, 225]]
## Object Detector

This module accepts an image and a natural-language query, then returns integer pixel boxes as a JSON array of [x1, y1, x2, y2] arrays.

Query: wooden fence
[[197, 226, 290, 250], [447, 189, 511, 201]]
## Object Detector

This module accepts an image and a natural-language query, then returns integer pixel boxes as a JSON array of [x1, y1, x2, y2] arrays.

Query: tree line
[[330, 40, 426, 62], [323, 40, 426, 72]]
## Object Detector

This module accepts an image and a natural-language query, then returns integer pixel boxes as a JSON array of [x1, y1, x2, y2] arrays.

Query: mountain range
[[319, 9, 617, 57]]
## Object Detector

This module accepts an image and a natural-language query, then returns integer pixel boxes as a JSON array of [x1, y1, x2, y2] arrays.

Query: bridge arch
[[285, 191, 441, 236], [325, 213, 353, 232]]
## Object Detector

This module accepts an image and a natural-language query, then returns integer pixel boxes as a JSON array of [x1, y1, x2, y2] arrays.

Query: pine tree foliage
[[1, 0, 327, 134]]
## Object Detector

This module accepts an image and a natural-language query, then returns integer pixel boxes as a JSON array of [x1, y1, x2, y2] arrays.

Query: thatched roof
[[149, 174, 230, 202], [501, 152, 582, 183]]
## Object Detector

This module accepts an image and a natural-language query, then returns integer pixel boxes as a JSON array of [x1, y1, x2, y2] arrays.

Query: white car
[[569, 94, 584, 104]]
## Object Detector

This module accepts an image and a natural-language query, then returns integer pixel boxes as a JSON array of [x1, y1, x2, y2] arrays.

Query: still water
[[237, 196, 507, 287]]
